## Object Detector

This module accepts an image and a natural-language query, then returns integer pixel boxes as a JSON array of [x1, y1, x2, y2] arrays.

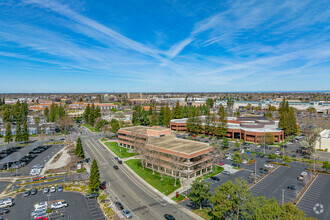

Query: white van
[[0, 200, 13, 208]]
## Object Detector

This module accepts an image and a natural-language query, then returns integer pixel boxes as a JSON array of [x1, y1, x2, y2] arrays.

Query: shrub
[[322, 161, 330, 170], [46, 209, 52, 214]]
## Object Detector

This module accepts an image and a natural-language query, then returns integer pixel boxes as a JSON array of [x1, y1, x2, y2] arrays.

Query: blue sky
[[0, 0, 329, 92]]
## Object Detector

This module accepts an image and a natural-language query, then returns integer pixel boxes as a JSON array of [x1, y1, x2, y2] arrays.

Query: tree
[[235, 141, 241, 149], [301, 124, 321, 157], [89, 103, 96, 126], [22, 120, 29, 142], [164, 104, 172, 127], [49, 102, 57, 122], [5, 123, 12, 143], [150, 106, 158, 126], [232, 151, 242, 167], [222, 138, 229, 148], [217, 104, 228, 137], [158, 106, 165, 125], [15, 121, 22, 142], [110, 119, 120, 133], [211, 178, 252, 219], [75, 137, 85, 158], [279, 98, 297, 137], [307, 107, 316, 114], [89, 159, 100, 191], [44, 107, 49, 122], [188, 179, 212, 210], [83, 104, 91, 124], [206, 98, 214, 108], [34, 117, 40, 134], [173, 101, 183, 119], [258, 133, 276, 145], [56, 116, 74, 134], [2, 107, 11, 122]]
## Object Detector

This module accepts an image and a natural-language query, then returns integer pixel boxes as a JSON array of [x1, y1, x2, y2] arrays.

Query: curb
[[98, 140, 204, 220], [294, 173, 319, 206], [248, 165, 280, 188]]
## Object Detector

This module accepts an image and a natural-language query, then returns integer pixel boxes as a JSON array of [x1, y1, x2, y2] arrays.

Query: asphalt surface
[[249, 162, 309, 203], [0, 181, 10, 194], [3, 191, 103, 220], [71, 126, 194, 220], [297, 174, 330, 220]]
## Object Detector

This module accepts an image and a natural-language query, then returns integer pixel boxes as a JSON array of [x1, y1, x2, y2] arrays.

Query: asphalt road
[[3, 191, 103, 220], [297, 174, 330, 220], [0, 181, 10, 194], [71, 127, 194, 220]]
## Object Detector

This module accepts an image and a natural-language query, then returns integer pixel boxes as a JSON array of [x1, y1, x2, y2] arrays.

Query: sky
[[0, 0, 329, 93]]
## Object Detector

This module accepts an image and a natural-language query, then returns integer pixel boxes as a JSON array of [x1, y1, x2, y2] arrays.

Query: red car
[[218, 162, 224, 166], [36, 217, 48, 220], [100, 181, 106, 189], [33, 176, 46, 181]]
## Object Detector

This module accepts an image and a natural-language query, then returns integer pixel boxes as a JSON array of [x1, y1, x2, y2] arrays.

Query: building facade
[[118, 126, 214, 179], [170, 116, 285, 143]]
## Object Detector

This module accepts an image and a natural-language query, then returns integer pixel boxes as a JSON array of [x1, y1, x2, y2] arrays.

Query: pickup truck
[[50, 202, 68, 209]]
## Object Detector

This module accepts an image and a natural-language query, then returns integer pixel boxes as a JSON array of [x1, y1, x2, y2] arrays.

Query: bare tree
[[131, 127, 147, 169], [56, 116, 74, 134], [170, 154, 184, 186], [301, 122, 322, 158]]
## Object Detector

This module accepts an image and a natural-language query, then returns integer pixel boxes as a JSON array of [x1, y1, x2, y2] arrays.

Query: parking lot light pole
[[281, 189, 285, 205], [254, 160, 257, 183]]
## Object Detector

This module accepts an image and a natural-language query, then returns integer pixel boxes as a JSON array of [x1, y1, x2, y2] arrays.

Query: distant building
[[118, 126, 213, 180], [316, 129, 330, 152], [170, 116, 285, 143]]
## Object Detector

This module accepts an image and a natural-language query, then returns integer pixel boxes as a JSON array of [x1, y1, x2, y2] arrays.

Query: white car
[[264, 164, 274, 168], [227, 156, 232, 161], [242, 160, 248, 164], [50, 187, 56, 193], [31, 209, 47, 217], [51, 201, 68, 209], [275, 151, 280, 155], [34, 201, 48, 210], [301, 171, 308, 176]]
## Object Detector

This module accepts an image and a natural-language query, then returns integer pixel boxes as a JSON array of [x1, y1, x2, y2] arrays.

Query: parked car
[[242, 160, 248, 164], [31, 189, 38, 195], [35, 216, 48, 220], [114, 157, 119, 161], [58, 185, 63, 192], [86, 193, 99, 199], [50, 187, 56, 193], [211, 176, 220, 181], [0, 209, 9, 215], [0, 200, 12, 208], [115, 201, 124, 210], [31, 209, 47, 217], [33, 176, 46, 181], [50, 202, 68, 209], [164, 214, 175, 220], [297, 175, 304, 180], [34, 201, 48, 210], [222, 171, 230, 175], [301, 171, 308, 176], [33, 164, 44, 169], [113, 165, 119, 170], [43, 188, 49, 194], [100, 181, 106, 190], [122, 209, 132, 219], [287, 185, 297, 190], [264, 164, 274, 168], [23, 190, 31, 197]]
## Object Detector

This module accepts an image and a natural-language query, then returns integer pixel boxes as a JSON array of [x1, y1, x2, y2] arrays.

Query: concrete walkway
[[41, 147, 71, 175]]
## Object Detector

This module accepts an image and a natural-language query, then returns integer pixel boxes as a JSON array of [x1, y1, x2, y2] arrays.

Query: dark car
[[260, 155, 265, 158], [31, 189, 38, 195], [118, 160, 123, 164], [114, 157, 119, 161], [113, 165, 119, 170], [23, 190, 31, 197], [0, 209, 9, 215], [115, 201, 124, 210], [222, 171, 230, 175], [292, 155, 297, 158], [265, 146, 268, 149], [164, 214, 175, 220], [211, 176, 220, 181], [287, 185, 297, 190], [100, 181, 106, 189], [86, 193, 99, 199]]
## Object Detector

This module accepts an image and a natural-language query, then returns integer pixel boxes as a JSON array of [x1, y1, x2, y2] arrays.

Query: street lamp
[[281, 189, 285, 205]]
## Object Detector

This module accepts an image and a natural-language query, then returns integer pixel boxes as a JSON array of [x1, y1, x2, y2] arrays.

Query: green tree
[[49, 102, 57, 122], [150, 107, 158, 126], [235, 141, 241, 149], [222, 138, 229, 148], [173, 101, 183, 119], [75, 137, 85, 158], [206, 98, 214, 108], [217, 104, 228, 137], [232, 151, 242, 167], [2, 107, 11, 122], [44, 107, 50, 122], [279, 98, 297, 137], [110, 119, 120, 133], [22, 121, 29, 142], [187, 180, 212, 210], [89, 103, 96, 125], [83, 104, 91, 124], [5, 123, 12, 143], [15, 121, 22, 142], [158, 106, 165, 125], [164, 104, 172, 127], [89, 159, 101, 191]]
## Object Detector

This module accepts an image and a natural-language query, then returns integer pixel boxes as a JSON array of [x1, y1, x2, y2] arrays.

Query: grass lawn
[[193, 208, 215, 220], [198, 165, 224, 181], [82, 124, 99, 132], [104, 142, 136, 158], [171, 194, 186, 202], [100, 138, 109, 142], [124, 159, 180, 195]]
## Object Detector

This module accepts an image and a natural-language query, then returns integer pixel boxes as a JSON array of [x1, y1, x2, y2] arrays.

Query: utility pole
[[281, 189, 285, 205], [263, 128, 266, 154], [313, 155, 316, 176], [254, 160, 257, 183]]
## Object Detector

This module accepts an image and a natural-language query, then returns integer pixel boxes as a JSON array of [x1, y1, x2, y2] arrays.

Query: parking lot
[[297, 174, 330, 220], [2, 191, 104, 220], [249, 162, 309, 203]]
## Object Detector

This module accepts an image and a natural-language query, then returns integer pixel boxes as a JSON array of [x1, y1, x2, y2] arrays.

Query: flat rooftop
[[119, 126, 148, 135], [147, 135, 211, 155]]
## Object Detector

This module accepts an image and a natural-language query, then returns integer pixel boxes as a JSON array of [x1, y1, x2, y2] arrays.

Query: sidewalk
[[98, 139, 204, 220]]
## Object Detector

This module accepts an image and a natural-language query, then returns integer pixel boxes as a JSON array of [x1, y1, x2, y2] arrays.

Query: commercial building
[[118, 126, 213, 179], [170, 116, 285, 143]]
